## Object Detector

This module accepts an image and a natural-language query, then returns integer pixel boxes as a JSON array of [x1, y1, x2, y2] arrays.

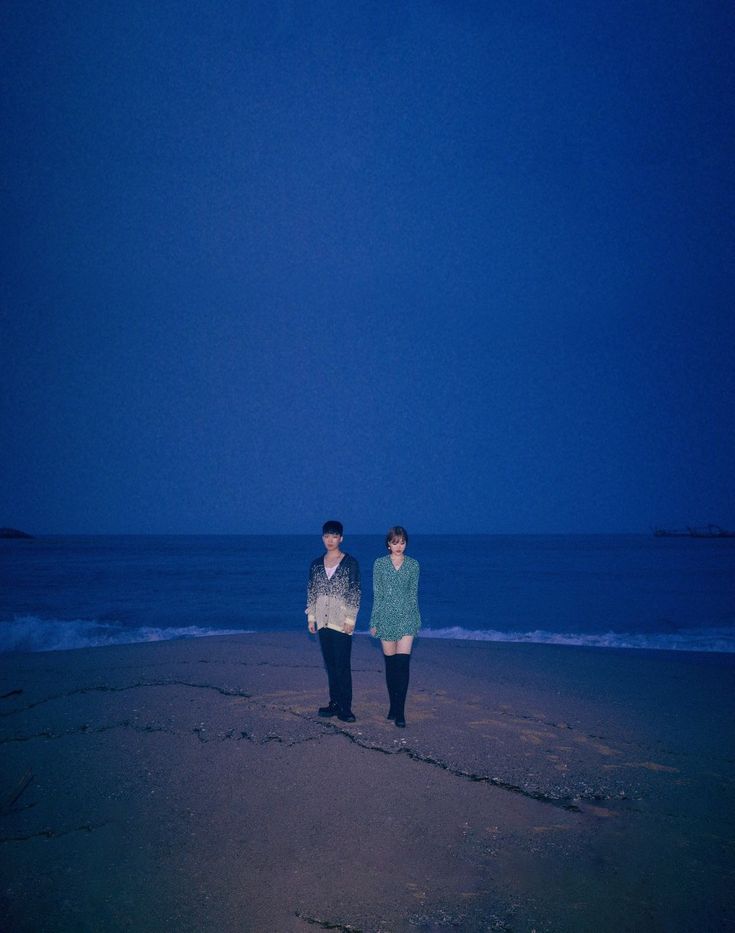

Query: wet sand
[[1, 633, 734, 931]]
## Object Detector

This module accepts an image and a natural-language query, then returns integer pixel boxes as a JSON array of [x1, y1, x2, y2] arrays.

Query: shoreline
[[3, 621, 735, 657], [2, 633, 734, 931]]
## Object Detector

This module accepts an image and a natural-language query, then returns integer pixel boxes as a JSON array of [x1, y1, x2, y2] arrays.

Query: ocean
[[1, 534, 734, 654]]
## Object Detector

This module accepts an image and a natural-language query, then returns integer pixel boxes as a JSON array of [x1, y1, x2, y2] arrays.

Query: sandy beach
[[1, 633, 734, 932]]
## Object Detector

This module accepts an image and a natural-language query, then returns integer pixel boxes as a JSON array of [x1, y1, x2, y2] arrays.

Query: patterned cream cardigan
[[306, 554, 361, 633]]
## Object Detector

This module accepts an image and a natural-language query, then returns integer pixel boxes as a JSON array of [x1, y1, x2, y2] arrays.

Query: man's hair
[[322, 520, 344, 536]]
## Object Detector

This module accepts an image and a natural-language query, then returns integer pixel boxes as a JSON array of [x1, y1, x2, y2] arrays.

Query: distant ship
[[654, 524, 735, 538]]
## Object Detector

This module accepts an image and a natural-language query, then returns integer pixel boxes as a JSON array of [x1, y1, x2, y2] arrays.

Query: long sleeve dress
[[370, 554, 421, 640]]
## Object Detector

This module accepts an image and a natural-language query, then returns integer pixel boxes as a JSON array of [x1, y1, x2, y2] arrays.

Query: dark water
[[1, 534, 733, 653]]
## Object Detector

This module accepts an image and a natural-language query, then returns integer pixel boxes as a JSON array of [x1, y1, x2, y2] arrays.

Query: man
[[306, 520, 360, 722]]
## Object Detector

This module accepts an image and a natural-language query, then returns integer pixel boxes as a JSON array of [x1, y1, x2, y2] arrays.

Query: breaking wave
[[420, 626, 735, 653], [2, 617, 734, 655], [0, 616, 254, 654]]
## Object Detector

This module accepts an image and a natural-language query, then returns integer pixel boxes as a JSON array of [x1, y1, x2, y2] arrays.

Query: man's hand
[[308, 620, 316, 634], [343, 621, 355, 635]]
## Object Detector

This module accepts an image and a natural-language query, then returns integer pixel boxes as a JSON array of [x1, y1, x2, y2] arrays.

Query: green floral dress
[[370, 555, 421, 639]]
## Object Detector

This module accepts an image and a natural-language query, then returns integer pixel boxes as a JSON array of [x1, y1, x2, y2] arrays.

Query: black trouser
[[318, 627, 353, 713]]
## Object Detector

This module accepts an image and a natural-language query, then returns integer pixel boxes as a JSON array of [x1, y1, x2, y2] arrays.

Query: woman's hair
[[385, 525, 408, 548], [322, 520, 344, 536]]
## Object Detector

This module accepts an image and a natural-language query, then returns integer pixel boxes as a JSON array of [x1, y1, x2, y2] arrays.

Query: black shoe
[[337, 710, 356, 723], [386, 709, 396, 721], [318, 701, 339, 718], [395, 715, 406, 728]]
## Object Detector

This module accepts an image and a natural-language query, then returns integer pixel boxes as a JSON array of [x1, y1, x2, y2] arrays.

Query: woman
[[306, 520, 361, 723], [370, 526, 421, 728]]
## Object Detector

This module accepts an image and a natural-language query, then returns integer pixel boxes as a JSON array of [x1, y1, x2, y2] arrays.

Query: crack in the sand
[[2, 688, 606, 809], [190, 726, 319, 747], [197, 659, 324, 670], [193, 726, 254, 743], [0, 821, 109, 843], [0, 681, 252, 718], [295, 911, 363, 931], [0, 721, 173, 744], [513, 711, 576, 731], [274, 707, 583, 811], [0, 772, 34, 815], [1, 720, 313, 748]]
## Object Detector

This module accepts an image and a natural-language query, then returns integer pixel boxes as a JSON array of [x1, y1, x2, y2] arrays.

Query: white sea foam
[[0, 616, 255, 654], [420, 626, 735, 653], [2, 616, 734, 654]]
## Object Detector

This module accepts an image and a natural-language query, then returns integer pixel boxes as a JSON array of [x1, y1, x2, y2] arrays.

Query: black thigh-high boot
[[393, 653, 410, 728], [384, 654, 398, 720]]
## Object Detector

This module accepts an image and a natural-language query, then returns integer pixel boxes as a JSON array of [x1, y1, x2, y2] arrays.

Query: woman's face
[[388, 536, 406, 556], [323, 533, 343, 551]]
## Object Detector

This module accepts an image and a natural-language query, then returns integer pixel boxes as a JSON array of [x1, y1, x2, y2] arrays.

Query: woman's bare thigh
[[381, 635, 414, 656]]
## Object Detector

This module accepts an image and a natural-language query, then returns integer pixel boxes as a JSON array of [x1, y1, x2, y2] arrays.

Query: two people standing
[[306, 521, 421, 728]]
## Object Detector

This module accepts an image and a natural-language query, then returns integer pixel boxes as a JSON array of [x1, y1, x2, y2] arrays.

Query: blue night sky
[[2, 1, 733, 534]]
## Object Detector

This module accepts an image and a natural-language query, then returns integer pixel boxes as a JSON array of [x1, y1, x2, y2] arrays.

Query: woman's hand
[[370, 627, 377, 637]]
